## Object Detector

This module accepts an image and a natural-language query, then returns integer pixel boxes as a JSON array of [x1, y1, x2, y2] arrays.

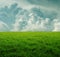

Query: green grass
[[0, 32, 60, 57]]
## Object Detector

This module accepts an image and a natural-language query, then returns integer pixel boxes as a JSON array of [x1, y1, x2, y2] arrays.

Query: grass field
[[0, 32, 60, 57]]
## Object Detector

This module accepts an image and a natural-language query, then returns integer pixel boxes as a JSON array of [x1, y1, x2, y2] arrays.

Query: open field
[[0, 32, 60, 57]]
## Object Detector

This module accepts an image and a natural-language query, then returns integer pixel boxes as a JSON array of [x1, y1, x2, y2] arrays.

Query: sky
[[0, 0, 60, 31]]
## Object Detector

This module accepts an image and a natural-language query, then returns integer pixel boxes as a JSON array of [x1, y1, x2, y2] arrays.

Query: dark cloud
[[26, 0, 60, 8], [47, 0, 60, 6], [26, 0, 47, 5]]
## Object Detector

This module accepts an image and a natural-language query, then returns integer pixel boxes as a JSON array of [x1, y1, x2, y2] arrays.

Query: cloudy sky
[[0, 0, 60, 31]]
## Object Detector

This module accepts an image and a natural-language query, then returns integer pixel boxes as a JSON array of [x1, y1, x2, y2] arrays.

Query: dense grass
[[0, 32, 60, 57]]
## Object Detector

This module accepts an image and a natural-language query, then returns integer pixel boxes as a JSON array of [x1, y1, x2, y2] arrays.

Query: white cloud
[[11, 15, 23, 31], [53, 19, 60, 31], [0, 20, 9, 31], [11, 11, 60, 32], [22, 16, 50, 31], [11, 13, 60, 31]]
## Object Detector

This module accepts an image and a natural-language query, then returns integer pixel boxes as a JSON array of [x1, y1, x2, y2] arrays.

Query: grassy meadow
[[0, 32, 60, 57]]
